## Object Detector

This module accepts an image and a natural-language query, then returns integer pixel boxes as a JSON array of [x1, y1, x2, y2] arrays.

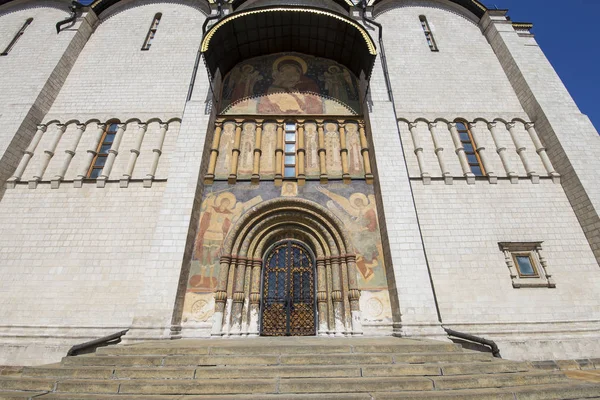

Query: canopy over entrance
[[201, 6, 377, 81]]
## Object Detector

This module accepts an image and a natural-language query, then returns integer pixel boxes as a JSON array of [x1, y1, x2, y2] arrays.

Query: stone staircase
[[1, 337, 600, 399]]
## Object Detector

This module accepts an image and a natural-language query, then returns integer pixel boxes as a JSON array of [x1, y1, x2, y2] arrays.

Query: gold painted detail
[[201, 8, 377, 56]]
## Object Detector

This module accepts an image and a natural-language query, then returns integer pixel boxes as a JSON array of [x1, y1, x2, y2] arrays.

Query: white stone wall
[[375, 0, 525, 118], [0, 0, 209, 365], [412, 180, 600, 360], [44, 0, 207, 123]]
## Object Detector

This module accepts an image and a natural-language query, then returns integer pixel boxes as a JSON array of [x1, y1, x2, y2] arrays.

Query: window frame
[[419, 15, 438, 52], [141, 13, 162, 51], [499, 242, 556, 288], [455, 120, 485, 177], [87, 121, 120, 179], [1, 18, 33, 56], [283, 121, 297, 179]]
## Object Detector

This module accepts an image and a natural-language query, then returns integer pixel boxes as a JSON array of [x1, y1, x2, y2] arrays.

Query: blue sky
[[484, 0, 599, 132]]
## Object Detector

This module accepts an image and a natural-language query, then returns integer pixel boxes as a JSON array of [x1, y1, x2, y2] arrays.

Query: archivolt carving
[[211, 197, 362, 337]]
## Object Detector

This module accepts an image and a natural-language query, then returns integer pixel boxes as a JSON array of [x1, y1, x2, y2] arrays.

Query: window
[[499, 242, 556, 288], [283, 122, 297, 178], [456, 121, 485, 177], [141, 13, 162, 50], [88, 122, 119, 179], [419, 16, 438, 52], [1, 18, 33, 56]]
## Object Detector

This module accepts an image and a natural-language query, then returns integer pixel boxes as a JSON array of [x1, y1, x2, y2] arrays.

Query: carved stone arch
[[212, 197, 362, 337]]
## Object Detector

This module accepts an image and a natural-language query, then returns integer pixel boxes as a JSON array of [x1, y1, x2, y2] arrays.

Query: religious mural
[[220, 53, 360, 115], [181, 181, 391, 328]]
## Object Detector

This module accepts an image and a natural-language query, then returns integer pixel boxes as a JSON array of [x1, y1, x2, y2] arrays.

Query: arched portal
[[261, 239, 316, 336], [210, 197, 363, 337]]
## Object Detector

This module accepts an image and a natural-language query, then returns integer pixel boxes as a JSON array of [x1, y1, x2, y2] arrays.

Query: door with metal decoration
[[260, 240, 316, 336]]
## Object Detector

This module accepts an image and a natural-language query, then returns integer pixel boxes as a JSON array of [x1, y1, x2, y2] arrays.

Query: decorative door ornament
[[260, 240, 316, 336]]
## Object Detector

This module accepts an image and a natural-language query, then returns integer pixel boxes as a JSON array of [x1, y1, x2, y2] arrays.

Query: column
[[346, 255, 363, 335], [228, 121, 242, 184], [428, 122, 452, 184], [274, 120, 284, 186], [144, 122, 169, 188], [316, 258, 328, 336], [525, 122, 560, 183], [230, 257, 247, 334], [317, 120, 328, 184], [204, 120, 223, 184], [469, 122, 497, 184], [51, 124, 86, 189], [211, 255, 231, 336], [488, 122, 518, 183], [330, 256, 345, 336], [338, 121, 350, 184], [74, 123, 105, 188], [506, 122, 538, 183], [448, 122, 475, 184], [247, 259, 262, 336], [251, 120, 263, 184], [120, 122, 147, 188], [358, 121, 373, 184], [7, 124, 47, 188], [408, 122, 430, 184], [97, 123, 126, 188], [30, 124, 66, 189], [296, 120, 306, 185]]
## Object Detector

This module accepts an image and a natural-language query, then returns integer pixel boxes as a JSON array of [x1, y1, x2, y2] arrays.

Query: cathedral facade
[[1, 0, 599, 366]]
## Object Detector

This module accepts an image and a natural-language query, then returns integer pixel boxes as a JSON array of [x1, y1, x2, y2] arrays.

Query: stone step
[[361, 361, 532, 377], [23, 366, 114, 380], [430, 371, 570, 390], [0, 391, 48, 400], [0, 377, 55, 392], [96, 342, 461, 356]]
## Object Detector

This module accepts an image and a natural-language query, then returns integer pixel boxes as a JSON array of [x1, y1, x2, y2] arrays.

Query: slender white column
[[97, 123, 126, 187], [448, 122, 475, 184], [51, 123, 86, 189], [74, 123, 106, 188], [144, 123, 169, 188], [29, 124, 66, 188], [7, 124, 47, 188], [409, 122, 430, 184], [488, 122, 518, 184], [120, 123, 147, 188], [506, 122, 538, 183], [428, 122, 452, 184], [469, 122, 497, 184], [525, 122, 561, 183]]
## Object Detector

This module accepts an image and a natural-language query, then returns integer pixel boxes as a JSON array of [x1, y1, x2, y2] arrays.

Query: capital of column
[[467, 122, 477, 130], [36, 124, 48, 132], [75, 123, 86, 131], [116, 123, 126, 130], [408, 122, 418, 130], [55, 124, 67, 133], [487, 122, 498, 130], [97, 123, 107, 131], [505, 121, 516, 130], [447, 122, 457, 129], [525, 122, 535, 130], [428, 122, 439, 130], [137, 123, 148, 130]]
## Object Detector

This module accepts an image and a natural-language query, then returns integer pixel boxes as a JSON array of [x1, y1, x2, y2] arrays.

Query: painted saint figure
[[319, 65, 356, 107]]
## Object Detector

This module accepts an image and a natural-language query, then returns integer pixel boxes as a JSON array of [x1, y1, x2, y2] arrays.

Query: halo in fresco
[[220, 52, 360, 115]]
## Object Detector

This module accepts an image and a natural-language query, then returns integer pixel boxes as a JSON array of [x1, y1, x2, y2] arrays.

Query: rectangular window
[[419, 16, 438, 52], [141, 13, 162, 51], [88, 123, 119, 179], [1, 18, 33, 56], [499, 242, 555, 288], [283, 122, 297, 179], [456, 121, 485, 177]]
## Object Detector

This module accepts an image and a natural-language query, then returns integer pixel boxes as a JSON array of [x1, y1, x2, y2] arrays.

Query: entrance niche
[[210, 198, 363, 337], [261, 240, 316, 336]]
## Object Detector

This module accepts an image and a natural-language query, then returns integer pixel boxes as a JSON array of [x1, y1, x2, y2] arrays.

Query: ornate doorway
[[260, 240, 316, 336]]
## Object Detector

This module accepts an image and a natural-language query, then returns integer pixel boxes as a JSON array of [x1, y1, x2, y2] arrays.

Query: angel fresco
[[190, 192, 262, 291], [223, 64, 263, 105], [316, 187, 383, 282], [320, 65, 356, 107]]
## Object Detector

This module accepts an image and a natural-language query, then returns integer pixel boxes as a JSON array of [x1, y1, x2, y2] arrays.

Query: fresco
[[182, 181, 390, 326], [304, 122, 319, 179], [220, 53, 360, 115], [238, 122, 255, 179], [346, 122, 364, 178]]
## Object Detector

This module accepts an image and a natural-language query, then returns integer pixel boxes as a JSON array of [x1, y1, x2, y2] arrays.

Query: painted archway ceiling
[[201, 6, 377, 81]]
